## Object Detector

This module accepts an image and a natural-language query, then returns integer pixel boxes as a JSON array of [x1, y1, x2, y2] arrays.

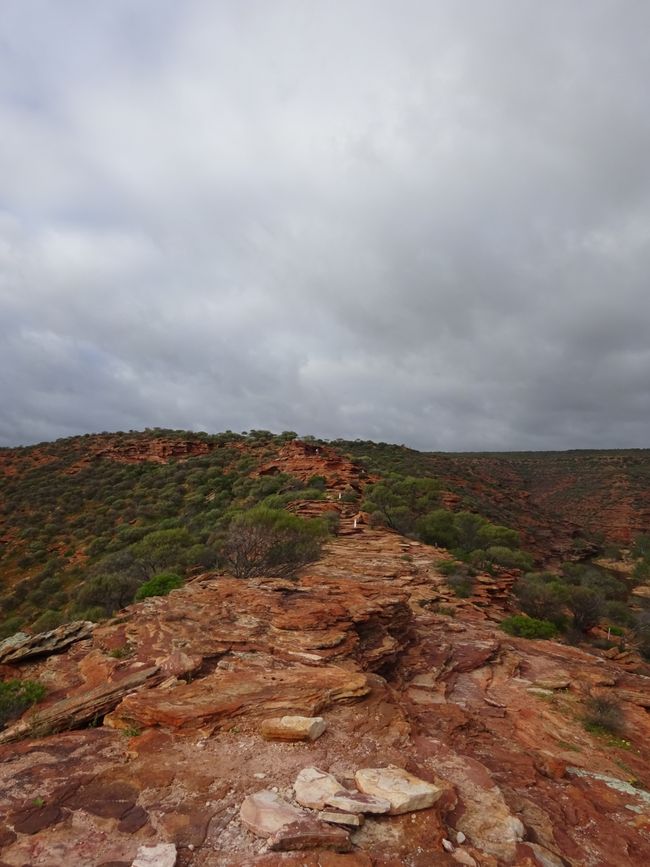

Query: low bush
[[583, 695, 624, 735], [501, 615, 558, 639], [135, 572, 184, 600], [447, 573, 475, 598], [0, 679, 46, 729], [222, 507, 327, 579]]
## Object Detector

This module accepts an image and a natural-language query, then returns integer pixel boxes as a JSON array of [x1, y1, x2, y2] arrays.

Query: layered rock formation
[[1, 444, 650, 865]]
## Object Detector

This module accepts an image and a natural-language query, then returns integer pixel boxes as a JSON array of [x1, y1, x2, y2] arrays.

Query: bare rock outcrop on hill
[[1, 446, 649, 866]]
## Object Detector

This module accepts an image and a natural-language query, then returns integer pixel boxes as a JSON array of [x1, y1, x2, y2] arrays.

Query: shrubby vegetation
[[135, 572, 184, 600], [362, 475, 532, 572], [583, 695, 624, 736], [0, 679, 45, 729], [501, 614, 558, 639], [223, 506, 327, 579], [0, 430, 331, 632]]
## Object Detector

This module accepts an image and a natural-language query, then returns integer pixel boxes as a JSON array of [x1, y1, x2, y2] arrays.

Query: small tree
[[223, 507, 326, 579], [514, 574, 567, 624], [567, 586, 603, 632]]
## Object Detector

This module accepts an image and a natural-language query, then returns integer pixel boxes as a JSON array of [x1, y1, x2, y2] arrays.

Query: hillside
[[0, 436, 649, 866], [340, 441, 650, 561], [2, 433, 650, 639], [0, 431, 366, 637]]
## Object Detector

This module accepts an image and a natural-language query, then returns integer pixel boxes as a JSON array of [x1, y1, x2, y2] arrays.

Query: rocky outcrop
[[0, 620, 94, 664], [257, 440, 369, 490], [1, 476, 650, 865]]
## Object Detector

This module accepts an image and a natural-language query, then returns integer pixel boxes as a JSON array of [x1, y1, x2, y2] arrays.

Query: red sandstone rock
[[267, 819, 352, 853], [1, 444, 650, 866]]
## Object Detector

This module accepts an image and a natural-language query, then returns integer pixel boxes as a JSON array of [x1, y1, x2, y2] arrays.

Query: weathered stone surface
[[0, 620, 94, 664], [63, 778, 139, 818], [267, 819, 352, 853], [260, 715, 327, 741], [109, 666, 368, 732], [319, 810, 364, 827], [326, 790, 391, 815], [451, 850, 478, 867], [533, 677, 570, 690], [0, 665, 163, 744], [10, 804, 64, 834], [294, 767, 343, 810], [240, 790, 306, 838], [355, 765, 442, 814], [131, 843, 177, 867]]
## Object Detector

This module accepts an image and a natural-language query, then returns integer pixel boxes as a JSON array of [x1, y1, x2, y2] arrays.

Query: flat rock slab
[[319, 810, 364, 827], [110, 665, 369, 732], [268, 819, 352, 853], [355, 766, 442, 815], [294, 767, 390, 814], [0, 621, 94, 664], [327, 790, 391, 814], [260, 715, 327, 741], [131, 843, 177, 867], [240, 790, 306, 838], [294, 767, 343, 810]]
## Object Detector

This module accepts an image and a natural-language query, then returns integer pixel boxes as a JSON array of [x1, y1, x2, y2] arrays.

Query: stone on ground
[[239, 789, 305, 838], [319, 810, 365, 827], [267, 818, 352, 853], [260, 715, 327, 741], [294, 767, 344, 809], [131, 843, 177, 867], [354, 765, 442, 814], [326, 789, 391, 814]]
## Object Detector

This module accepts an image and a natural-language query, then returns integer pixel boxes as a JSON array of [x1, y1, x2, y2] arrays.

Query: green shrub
[[223, 507, 327, 579], [483, 546, 534, 570], [135, 572, 184, 600], [31, 609, 66, 633], [0, 679, 46, 728], [514, 574, 567, 625], [0, 616, 24, 641], [76, 573, 142, 615], [447, 573, 474, 598], [604, 600, 636, 628], [567, 586, 603, 632], [501, 615, 558, 639], [583, 695, 623, 735], [363, 475, 441, 535]]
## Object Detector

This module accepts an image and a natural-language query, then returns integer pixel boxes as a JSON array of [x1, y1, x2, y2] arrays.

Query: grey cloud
[[1, 1, 650, 450]]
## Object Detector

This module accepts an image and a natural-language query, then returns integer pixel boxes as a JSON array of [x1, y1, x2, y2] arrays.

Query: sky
[[1, 0, 650, 451]]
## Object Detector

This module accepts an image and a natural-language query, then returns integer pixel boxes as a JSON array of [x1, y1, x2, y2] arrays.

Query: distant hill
[[339, 440, 650, 561]]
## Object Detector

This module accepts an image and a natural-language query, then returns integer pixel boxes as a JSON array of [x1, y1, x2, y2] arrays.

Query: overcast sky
[[1, 1, 650, 451]]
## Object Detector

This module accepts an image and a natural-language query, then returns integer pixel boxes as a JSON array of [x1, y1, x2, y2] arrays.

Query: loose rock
[[327, 790, 391, 814], [355, 765, 442, 814], [131, 843, 177, 867], [319, 810, 365, 828], [294, 767, 343, 810], [239, 789, 305, 838], [294, 767, 390, 814], [260, 715, 327, 741], [267, 818, 352, 853]]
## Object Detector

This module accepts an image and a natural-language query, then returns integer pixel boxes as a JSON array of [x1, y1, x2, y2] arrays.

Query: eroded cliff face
[[0, 448, 649, 867]]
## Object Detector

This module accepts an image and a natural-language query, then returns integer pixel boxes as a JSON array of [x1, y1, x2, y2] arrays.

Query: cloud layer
[[2, 1, 650, 450]]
